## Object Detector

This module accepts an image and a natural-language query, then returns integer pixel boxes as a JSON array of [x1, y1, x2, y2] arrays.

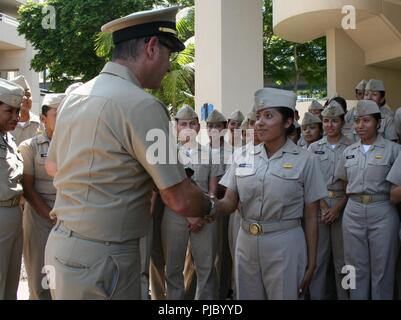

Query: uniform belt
[[241, 219, 301, 236], [55, 220, 138, 246], [0, 196, 21, 208], [349, 194, 390, 204], [327, 190, 346, 199]]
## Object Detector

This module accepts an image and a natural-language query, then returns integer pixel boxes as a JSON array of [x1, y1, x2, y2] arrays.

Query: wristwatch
[[207, 195, 218, 218]]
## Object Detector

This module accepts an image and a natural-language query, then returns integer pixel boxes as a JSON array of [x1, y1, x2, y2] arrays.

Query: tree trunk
[[293, 45, 300, 92]]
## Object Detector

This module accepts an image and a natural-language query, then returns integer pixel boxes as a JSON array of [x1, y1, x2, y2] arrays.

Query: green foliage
[[18, 0, 159, 92], [263, 0, 327, 97]]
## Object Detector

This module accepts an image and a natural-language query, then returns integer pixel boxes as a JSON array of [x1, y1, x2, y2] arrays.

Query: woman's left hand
[[298, 265, 315, 297]]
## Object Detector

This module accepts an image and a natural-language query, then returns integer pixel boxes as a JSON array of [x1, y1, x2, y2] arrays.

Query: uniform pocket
[[366, 158, 391, 182], [235, 170, 257, 203]]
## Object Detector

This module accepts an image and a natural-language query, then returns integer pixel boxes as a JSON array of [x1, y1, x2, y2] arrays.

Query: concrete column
[[195, 0, 264, 118], [326, 28, 401, 109]]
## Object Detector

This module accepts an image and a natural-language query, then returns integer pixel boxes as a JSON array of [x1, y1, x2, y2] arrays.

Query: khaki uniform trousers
[[228, 210, 241, 299], [235, 224, 307, 300], [140, 219, 153, 300], [214, 214, 232, 299], [149, 194, 166, 300], [0, 206, 22, 300], [309, 197, 348, 300], [161, 209, 218, 300], [343, 199, 400, 300], [45, 222, 141, 300], [23, 203, 53, 300]]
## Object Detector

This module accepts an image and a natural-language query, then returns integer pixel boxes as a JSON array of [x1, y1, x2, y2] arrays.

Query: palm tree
[[94, 6, 195, 114]]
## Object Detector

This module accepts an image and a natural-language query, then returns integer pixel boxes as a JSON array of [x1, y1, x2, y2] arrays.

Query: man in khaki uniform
[[44, 7, 213, 300], [19, 93, 65, 300], [308, 102, 352, 300], [162, 105, 222, 299], [335, 100, 401, 299], [10, 75, 41, 146], [0, 79, 25, 300]]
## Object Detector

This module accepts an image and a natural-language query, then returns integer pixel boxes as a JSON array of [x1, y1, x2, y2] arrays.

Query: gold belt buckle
[[328, 191, 335, 199], [249, 223, 262, 236], [360, 195, 373, 204]]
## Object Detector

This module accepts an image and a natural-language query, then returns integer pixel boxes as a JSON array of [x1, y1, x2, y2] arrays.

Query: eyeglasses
[[158, 38, 179, 62]]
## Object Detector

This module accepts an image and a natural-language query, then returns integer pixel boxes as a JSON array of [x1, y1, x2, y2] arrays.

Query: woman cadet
[[301, 112, 323, 149], [207, 87, 327, 300], [19, 93, 65, 300], [308, 100, 353, 300], [0, 79, 25, 299], [335, 100, 401, 300]]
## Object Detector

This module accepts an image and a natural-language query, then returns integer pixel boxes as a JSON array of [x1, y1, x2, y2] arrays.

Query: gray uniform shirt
[[47, 62, 186, 242], [308, 135, 353, 191], [11, 112, 41, 146], [386, 151, 401, 187], [0, 133, 23, 201], [220, 139, 327, 221], [335, 135, 401, 195]]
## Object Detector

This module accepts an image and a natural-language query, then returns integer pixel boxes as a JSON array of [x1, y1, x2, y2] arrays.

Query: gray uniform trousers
[[161, 208, 218, 300], [343, 199, 400, 300], [149, 194, 166, 300], [235, 224, 307, 300], [309, 198, 348, 300], [23, 203, 53, 300], [45, 222, 141, 300], [0, 206, 22, 300], [228, 209, 241, 299]]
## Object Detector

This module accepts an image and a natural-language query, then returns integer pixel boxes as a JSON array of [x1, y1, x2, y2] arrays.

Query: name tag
[[282, 163, 293, 169], [239, 163, 253, 168], [314, 151, 325, 155], [346, 155, 355, 159], [375, 155, 383, 160], [41, 153, 47, 158]]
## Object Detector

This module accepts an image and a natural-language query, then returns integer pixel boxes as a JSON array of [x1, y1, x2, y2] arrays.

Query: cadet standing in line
[[308, 100, 325, 120], [44, 7, 214, 300], [10, 76, 41, 146], [210, 88, 327, 299], [0, 79, 25, 300], [227, 110, 245, 148], [308, 101, 352, 300], [335, 100, 401, 300], [19, 93, 65, 300], [162, 105, 222, 299], [355, 80, 368, 101], [301, 112, 323, 149], [394, 108, 401, 141]]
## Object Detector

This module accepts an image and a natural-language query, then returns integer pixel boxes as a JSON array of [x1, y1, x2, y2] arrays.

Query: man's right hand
[[187, 217, 204, 233]]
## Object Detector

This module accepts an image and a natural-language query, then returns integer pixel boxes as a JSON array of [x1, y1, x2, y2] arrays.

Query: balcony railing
[[0, 13, 19, 27]]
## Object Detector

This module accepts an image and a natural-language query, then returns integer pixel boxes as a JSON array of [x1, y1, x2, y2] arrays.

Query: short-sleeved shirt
[[335, 135, 401, 195], [11, 112, 42, 146], [208, 141, 233, 179], [19, 132, 56, 206], [0, 133, 23, 201], [179, 143, 225, 193], [309, 135, 353, 191], [47, 62, 186, 242], [220, 139, 327, 222], [386, 151, 401, 187]]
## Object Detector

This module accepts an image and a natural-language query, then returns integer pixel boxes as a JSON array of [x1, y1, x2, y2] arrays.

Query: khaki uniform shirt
[[11, 112, 41, 146], [220, 139, 327, 221], [180, 143, 225, 193], [335, 135, 401, 195], [19, 132, 56, 206], [309, 135, 353, 191], [386, 151, 401, 187], [47, 62, 186, 242], [0, 133, 23, 201]]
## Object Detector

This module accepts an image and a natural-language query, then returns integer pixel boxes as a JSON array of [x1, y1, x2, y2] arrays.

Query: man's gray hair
[[112, 37, 148, 61]]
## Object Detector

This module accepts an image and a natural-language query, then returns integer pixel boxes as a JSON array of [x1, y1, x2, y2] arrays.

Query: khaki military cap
[[240, 118, 250, 130], [254, 88, 297, 112], [366, 79, 385, 92], [301, 112, 322, 126], [42, 93, 66, 109], [228, 110, 245, 123], [175, 104, 198, 120], [101, 6, 185, 52], [206, 109, 227, 123], [354, 100, 381, 117], [308, 100, 324, 111], [247, 111, 256, 122], [355, 79, 367, 91], [65, 82, 83, 95], [321, 100, 345, 118], [10, 75, 31, 91], [0, 78, 24, 108]]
